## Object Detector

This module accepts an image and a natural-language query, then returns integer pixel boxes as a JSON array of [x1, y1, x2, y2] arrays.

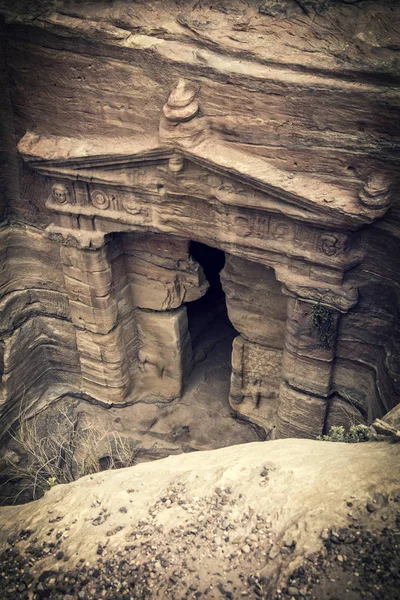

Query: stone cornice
[[18, 133, 170, 170]]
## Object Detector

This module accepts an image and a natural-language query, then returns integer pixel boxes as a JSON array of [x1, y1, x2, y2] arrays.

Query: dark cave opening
[[187, 241, 237, 363]]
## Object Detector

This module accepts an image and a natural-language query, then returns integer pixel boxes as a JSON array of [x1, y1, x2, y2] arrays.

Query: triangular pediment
[[18, 132, 387, 229]]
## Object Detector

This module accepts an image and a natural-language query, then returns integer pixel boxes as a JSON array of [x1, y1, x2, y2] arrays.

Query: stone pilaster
[[60, 242, 131, 404], [222, 255, 287, 434], [276, 296, 340, 438]]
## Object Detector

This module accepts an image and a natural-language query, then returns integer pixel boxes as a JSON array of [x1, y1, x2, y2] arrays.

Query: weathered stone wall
[[3, 5, 399, 187], [0, 227, 80, 426], [331, 217, 400, 427], [0, 17, 12, 225]]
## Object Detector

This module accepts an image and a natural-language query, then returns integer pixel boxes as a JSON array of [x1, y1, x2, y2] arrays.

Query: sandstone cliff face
[[0, 0, 399, 444], [0, 228, 80, 422]]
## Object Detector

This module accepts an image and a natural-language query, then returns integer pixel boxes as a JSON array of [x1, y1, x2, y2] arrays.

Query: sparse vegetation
[[318, 424, 370, 443], [1, 402, 138, 503], [311, 303, 335, 348]]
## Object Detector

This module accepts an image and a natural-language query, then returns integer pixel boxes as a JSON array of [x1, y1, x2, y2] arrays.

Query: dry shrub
[[1, 402, 138, 503]]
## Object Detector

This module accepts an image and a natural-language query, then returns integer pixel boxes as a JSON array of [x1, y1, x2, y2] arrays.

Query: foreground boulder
[[0, 438, 399, 599]]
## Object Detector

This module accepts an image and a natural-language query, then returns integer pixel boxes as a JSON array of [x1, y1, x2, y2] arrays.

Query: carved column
[[60, 241, 131, 404], [276, 296, 340, 438], [221, 255, 287, 434]]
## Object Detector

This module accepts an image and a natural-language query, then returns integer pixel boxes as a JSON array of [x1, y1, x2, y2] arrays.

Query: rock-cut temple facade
[[0, 0, 400, 440]]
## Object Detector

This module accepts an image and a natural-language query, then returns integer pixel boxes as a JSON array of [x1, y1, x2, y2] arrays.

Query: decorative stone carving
[[270, 220, 290, 241], [318, 233, 340, 257], [169, 153, 184, 174], [51, 183, 71, 204], [359, 174, 393, 210], [90, 189, 110, 210], [163, 78, 199, 123], [229, 334, 283, 434], [121, 196, 146, 216]]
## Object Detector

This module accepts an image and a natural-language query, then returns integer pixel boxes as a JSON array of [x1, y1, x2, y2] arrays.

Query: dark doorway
[[187, 242, 237, 362]]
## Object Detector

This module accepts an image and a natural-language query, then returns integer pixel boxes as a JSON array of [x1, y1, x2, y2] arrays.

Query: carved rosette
[[90, 189, 110, 210], [359, 174, 393, 210], [163, 78, 199, 123]]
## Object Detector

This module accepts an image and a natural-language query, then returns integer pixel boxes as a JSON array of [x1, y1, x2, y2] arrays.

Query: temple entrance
[[186, 242, 237, 366], [166, 241, 258, 449], [186, 242, 236, 362]]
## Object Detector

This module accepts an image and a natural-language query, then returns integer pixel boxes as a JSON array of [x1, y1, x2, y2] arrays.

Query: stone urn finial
[[359, 173, 393, 210], [163, 78, 199, 123]]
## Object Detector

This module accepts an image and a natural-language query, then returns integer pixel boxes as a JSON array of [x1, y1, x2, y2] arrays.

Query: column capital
[[276, 261, 358, 313], [46, 224, 107, 250]]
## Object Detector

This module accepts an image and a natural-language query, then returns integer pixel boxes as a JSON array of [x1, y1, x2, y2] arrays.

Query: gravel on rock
[[0, 484, 399, 599]]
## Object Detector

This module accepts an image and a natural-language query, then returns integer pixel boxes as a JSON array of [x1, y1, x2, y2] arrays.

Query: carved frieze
[[42, 156, 361, 301]]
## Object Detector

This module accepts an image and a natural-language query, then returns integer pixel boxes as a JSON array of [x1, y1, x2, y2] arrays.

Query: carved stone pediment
[[20, 130, 393, 227], [19, 113, 398, 313], [18, 128, 371, 312]]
